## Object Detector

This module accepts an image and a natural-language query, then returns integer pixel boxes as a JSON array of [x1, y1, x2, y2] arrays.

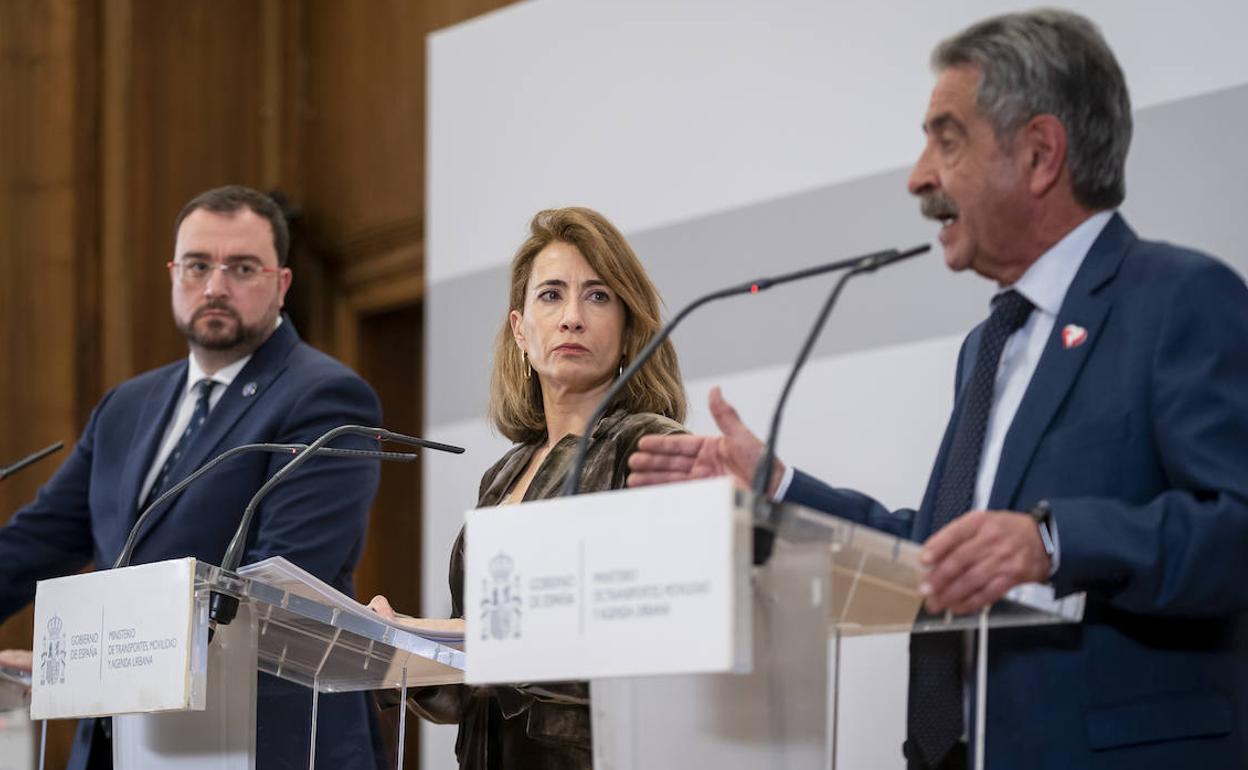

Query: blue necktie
[[907, 290, 1033, 768], [142, 378, 217, 511]]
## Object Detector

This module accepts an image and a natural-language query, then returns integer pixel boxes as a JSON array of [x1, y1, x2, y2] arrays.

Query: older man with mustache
[[0, 185, 386, 769], [628, 10, 1248, 770]]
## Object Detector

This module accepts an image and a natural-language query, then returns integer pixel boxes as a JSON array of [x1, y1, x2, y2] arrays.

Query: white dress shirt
[[137, 353, 252, 505]]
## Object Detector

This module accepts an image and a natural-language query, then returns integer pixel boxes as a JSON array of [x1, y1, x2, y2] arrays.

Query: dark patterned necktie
[[141, 378, 217, 510], [907, 290, 1033, 768]]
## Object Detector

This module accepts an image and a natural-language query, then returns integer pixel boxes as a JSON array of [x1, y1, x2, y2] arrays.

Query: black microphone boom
[[0, 442, 64, 482], [750, 243, 929, 562], [113, 442, 420, 569], [209, 425, 465, 629], [560, 245, 928, 497]]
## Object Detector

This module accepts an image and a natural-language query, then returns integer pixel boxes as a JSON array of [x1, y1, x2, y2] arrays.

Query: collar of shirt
[[1004, 209, 1115, 315], [186, 353, 251, 399]]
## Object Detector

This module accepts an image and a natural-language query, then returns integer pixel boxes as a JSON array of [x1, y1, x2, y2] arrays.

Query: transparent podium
[[32, 557, 463, 770], [590, 497, 1085, 770]]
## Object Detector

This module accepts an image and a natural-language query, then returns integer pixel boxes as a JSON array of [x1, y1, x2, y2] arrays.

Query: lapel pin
[[241, 382, 258, 398], [1061, 324, 1088, 350]]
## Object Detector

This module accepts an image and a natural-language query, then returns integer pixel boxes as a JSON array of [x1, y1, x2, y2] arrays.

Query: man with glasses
[[0, 186, 386, 769]]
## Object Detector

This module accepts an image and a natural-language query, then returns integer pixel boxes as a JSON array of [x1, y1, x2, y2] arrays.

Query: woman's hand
[[367, 596, 466, 635], [0, 649, 32, 672], [367, 595, 399, 620], [0, 649, 33, 708]]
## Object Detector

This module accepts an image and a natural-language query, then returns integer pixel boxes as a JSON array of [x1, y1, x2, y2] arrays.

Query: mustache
[[919, 191, 959, 221], [192, 301, 241, 324]]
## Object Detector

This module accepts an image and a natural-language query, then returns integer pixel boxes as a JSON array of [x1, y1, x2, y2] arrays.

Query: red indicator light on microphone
[[750, 284, 760, 294]]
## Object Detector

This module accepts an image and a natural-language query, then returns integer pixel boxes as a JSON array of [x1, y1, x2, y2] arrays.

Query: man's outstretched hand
[[628, 387, 784, 495]]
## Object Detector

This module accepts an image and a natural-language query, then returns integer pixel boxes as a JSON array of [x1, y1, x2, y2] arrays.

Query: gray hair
[[933, 9, 1131, 209]]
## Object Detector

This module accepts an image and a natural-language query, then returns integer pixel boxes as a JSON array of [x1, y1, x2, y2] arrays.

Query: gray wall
[[423, 2, 1248, 767]]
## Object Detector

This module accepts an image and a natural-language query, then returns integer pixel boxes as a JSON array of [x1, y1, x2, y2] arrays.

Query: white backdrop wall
[[422, 2, 1248, 767]]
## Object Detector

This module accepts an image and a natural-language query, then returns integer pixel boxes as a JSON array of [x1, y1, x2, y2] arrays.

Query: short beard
[[176, 302, 274, 355]]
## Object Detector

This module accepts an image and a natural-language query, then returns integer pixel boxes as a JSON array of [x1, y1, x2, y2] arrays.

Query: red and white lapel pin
[[1061, 324, 1088, 349]]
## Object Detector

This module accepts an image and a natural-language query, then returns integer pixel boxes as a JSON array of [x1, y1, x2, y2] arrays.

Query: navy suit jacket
[[786, 215, 1248, 769], [0, 319, 385, 769]]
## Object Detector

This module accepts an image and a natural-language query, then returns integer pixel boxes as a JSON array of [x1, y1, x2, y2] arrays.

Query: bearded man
[[0, 185, 386, 769]]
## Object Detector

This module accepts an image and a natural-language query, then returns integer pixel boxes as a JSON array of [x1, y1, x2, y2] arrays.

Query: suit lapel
[[988, 215, 1133, 510], [173, 332, 294, 483], [118, 362, 187, 519], [128, 321, 298, 553]]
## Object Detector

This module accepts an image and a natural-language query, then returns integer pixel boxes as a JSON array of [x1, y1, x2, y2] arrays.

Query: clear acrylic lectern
[[591, 495, 1084, 770], [33, 557, 462, 770]]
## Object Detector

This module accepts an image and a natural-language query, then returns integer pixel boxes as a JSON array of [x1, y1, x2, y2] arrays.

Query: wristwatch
[[1028, 500, 1057, 563]]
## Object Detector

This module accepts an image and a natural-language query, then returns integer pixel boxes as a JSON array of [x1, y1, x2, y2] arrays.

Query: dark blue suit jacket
[[786, 215, 1248, 769], [0, 320, 385, 769]]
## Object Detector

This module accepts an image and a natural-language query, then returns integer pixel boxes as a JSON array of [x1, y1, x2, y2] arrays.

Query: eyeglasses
[[167, 258, 280, 286]]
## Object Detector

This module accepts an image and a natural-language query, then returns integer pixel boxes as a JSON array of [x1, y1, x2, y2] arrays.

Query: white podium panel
[[31, 558, 203, 720], [30, 557, 465, 770], [464, 477, 752, 683]]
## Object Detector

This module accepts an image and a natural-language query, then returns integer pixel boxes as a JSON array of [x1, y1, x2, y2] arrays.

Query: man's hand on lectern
[[919, 510, 1052, 614]]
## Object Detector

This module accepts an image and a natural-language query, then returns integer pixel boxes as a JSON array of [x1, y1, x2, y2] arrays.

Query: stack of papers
[[238, 556, 464, 646]]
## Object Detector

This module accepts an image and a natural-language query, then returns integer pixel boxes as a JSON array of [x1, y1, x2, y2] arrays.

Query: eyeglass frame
[[167, 257, 282, 286]]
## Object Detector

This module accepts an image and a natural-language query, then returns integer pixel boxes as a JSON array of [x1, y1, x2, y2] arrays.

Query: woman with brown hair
[[370, 206, 686, 769]]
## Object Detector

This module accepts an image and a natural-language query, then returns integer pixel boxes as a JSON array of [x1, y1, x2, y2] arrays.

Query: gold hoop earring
[[523, 350, 532, 379]]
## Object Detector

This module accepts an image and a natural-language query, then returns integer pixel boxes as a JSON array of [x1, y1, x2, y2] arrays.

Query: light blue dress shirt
[[776, 210, 1115, 573]]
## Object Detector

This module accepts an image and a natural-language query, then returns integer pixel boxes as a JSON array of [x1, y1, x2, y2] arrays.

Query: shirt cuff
[[1046, 517, 1061, 577], [771, 464, 796, 502]]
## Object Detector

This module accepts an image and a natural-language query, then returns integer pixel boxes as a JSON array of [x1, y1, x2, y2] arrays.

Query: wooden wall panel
[[291, 1, 425, 244], [355, 305, 424, 763], [0, 0, 90, 598], [113, 0, 275, 378], [0, 0, 516, 766], [0, 2, 97, 764]]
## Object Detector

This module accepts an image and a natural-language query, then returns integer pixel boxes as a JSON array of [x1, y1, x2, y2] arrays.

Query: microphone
[[0, 442, 64, 482], [750, 243, 930, 563], [561, 246, 924, 497], [209, 425, 465, 628], [113, 442, 420, 569]]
